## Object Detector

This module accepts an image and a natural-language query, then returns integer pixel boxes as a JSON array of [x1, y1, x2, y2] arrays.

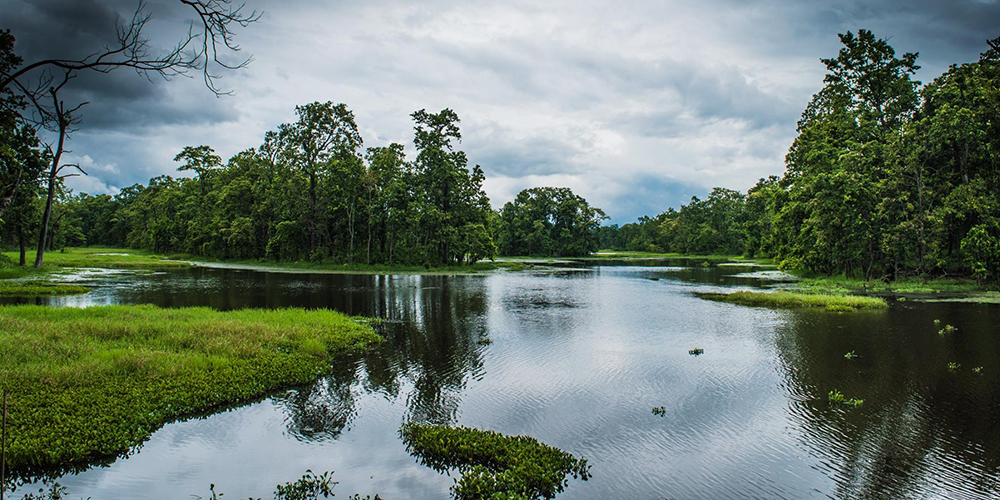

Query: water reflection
[[774, 305, 1000, 499]]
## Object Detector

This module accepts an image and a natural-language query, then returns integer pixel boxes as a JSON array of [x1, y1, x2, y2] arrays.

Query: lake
[[8, 262, 1000, 499]]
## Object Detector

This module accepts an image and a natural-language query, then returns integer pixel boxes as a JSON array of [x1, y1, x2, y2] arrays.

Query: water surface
[[8, 263, 1000, 499]]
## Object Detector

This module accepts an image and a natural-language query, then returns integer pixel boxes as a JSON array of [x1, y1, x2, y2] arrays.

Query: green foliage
[[273, 470, 337, 500], [497, 187, 607, 257], [947, 362, 961, 372], [699, 290, 887, 310], [844, 351, 857, 360], [17, 481, 71, 500], [0, 305, 381, 474], [13, 105, 499, 267], [651, 406, 666, 417], [599, 31, 1000, 286], [961, 224, 1000, 286], [937, 324, 957, 336], [828, 389, 864, 407], [400, 423, 591, 500]]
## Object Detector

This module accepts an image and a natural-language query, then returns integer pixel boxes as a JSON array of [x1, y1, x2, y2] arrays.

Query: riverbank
[[175, 255, 530, 275], [699, 290, 888, 311], [0, 304, 381, 476], [2, 247, 535, 278]]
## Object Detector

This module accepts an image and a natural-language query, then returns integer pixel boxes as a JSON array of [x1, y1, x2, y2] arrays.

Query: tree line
[[1, 103, 606, 265], [601, 31, 1000, 286]]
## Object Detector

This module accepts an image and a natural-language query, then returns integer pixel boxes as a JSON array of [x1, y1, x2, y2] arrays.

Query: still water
[[9, 263, 1000, 499]]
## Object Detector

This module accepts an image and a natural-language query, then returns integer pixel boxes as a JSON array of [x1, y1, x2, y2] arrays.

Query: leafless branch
[[2, 0, 260, 129]]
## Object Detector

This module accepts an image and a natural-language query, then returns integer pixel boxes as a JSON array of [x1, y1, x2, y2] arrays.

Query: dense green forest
[[602, 31, 1000, 285]]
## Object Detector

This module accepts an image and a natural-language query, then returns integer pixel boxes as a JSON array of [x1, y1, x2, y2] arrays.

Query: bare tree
[[1, 1, 261, 100], [0, 0, 261, 267], [34, 72, 87, 268]]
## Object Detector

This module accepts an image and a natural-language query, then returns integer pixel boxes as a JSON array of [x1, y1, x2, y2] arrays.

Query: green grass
[[0, 282, 89, 296], [400, 423, 590, 500], [0, 304, 382, 475], [2, 247, 191, 271], [795, 275, 987, 294], [699, 290, 888, 310], [914, 292, 1000, 304]]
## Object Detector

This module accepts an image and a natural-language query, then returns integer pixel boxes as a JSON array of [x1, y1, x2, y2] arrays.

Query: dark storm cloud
[[4, 0, 998, 219], [5, 0, 240, 131]]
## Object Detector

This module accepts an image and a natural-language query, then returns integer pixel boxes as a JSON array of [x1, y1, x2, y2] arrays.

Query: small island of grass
[[0, 282, 89, 296], [400, 423, 591, 500], [0, 304, 381, 475], [698, 290, 887, 311]]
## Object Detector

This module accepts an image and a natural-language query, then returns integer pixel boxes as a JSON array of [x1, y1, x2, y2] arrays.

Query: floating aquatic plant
[[688, 348, 704, 356], [828, 389, 864, 407], [651, 406, 666, 417], [844, 351, 857, 360], [400, 423, 590, 500], [938, 324, 958, 336], [973, 366, 983, 374], [948, 362, 961, 372]]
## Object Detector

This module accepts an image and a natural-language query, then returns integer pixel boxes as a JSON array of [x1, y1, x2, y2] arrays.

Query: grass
[[0, 282, 89, 296], [400, 423, 591, 500], [0, 304, 382, 476], [699, 290, 888, 310], [795, 275, 988, 294], [2, 247, 191, 272]]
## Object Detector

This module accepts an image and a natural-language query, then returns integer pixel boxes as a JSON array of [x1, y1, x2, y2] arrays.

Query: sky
[[5, 0, 999, 223]]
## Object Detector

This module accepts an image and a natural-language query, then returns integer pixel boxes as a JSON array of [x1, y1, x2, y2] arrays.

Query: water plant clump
[[0, 305, 382, 475], [476, 337, 493, 345], [652, 406, 666, 417], [938, 324, 958, 336], [400, 423, 591, 500], [844, 351, 857, 360], [688, 348, 704, 356], [828, 389, 864, 407], [948, 362, 961, 372], [698, 291, 887, 310]]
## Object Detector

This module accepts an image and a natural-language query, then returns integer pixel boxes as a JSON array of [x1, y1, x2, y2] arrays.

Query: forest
[[602, 31, 1000, 286], [1, 95, 606, 266], [3, 30, 1000, 285]]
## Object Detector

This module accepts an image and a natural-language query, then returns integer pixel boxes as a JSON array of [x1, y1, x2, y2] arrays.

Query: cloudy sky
[[5, 0, 999, 223]]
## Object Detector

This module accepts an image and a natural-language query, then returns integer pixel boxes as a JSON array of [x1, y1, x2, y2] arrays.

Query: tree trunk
[[17, 224, 26, 266], [309, 172, 317, 254], [35, 133, 64, 268]]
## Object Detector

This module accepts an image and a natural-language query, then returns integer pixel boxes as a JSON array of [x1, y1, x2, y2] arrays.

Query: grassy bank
[[794, 275, 987, 294], [0, 282, 89, 296], [2, 247, 191, 272], [0, 305, 381, 475], [699, 290, 888, 311]]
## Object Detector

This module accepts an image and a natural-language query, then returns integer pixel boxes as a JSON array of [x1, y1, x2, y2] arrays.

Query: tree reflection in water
[[273, 275, 489, 439], [773, 303, 1000, 499]]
